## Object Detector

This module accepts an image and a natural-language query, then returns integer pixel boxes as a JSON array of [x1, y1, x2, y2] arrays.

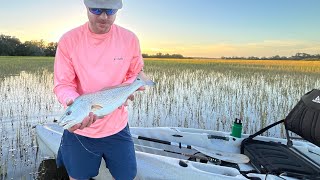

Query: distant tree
[[292, 52, 312, 60], [270, 55, 280, 60], [15, 43, 27, 56], [248, 56, 259, 60], [0, 34, 21, 56], [142, 52, 184, 59], [142, 53, 149, 58], [44, 42, 58, 56], [171, 54, 184, 58], [20, 40, 46, 56]]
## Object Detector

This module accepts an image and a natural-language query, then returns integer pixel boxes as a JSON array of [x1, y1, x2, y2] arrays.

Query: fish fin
[[100, 83, 130, 91], [99, 71, 155, 91], [91, 104, 103, 112]]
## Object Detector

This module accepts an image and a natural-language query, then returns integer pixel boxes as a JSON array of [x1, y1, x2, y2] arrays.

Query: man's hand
[[66, 99, 98, 132]]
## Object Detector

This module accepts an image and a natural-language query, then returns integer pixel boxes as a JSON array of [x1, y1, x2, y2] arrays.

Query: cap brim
[[84, 0, 123, 9]]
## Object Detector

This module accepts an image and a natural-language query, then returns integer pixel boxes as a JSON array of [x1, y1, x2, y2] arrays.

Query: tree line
[[221, 52, 320, 60], [0, 34, 57, 56], [142, 52, 184, 59], [0, 34, 185, 58], [0, 34, 319, 60]]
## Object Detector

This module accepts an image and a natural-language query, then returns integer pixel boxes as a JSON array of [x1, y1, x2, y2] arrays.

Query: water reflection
[[0, 71, 62, 180]]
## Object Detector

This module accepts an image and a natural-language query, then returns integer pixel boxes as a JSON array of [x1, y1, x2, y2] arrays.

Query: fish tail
[[145, 79, 156, 86], [138, 71, 156, 86]]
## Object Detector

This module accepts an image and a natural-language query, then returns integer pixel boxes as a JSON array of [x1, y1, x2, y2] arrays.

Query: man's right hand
[[66, 99, 98, 132]]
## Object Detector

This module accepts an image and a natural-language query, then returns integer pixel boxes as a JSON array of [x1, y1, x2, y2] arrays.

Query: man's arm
[[53, 37, 97, 132], [119, 35, 145, 107], [53, 37, 80, 108], [123, 36, 144, 84]]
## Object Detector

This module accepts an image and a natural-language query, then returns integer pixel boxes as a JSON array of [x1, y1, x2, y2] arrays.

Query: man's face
[[87, 8, 117, 34]]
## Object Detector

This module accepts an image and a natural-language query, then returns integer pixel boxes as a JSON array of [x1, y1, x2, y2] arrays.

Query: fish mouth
[[58, 120, 75, 129], [59, 121, 69, 127], [57, 117, 74, 128]]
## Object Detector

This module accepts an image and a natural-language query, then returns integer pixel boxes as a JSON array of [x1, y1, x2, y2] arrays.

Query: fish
[[57, 72, 155, 129]]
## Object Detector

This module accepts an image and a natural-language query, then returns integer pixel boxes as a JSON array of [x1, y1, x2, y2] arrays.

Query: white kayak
[[35, 123, 320, 180]]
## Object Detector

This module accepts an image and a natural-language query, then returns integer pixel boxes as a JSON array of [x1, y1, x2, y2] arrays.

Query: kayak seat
[[241, 89, 320, 179]]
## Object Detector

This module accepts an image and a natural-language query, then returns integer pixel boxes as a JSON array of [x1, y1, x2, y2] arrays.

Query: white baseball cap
[[84, 0, 123, 9]]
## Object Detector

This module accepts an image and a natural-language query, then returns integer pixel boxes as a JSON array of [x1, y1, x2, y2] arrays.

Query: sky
[[1, 0, 320, 58]]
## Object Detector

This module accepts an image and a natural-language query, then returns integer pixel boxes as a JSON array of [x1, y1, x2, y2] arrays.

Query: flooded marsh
[[0, 56, 319, 179]]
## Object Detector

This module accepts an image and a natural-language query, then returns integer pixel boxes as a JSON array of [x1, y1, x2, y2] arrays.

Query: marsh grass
[[145, 58, 320, 74], [0, 69, 60, 180], [138, 58, 319, 136], [0, 56, 319, 179], [0, 56, 54, 78]]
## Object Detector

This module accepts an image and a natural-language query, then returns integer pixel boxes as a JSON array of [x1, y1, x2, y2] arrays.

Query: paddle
[[131, 134, 250, 164], [193, 146, 250, 164], [134, 144, 221, 165]]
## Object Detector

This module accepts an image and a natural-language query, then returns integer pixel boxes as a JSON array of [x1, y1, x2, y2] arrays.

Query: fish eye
[[137, 78, 141, 80], [66, 111, 72, 116]]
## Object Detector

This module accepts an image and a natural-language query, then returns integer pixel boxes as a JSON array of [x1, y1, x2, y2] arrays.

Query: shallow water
[[0, 66, 319, 179]]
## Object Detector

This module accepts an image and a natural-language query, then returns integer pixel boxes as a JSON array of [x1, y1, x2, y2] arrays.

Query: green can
[[231, 118, 242, 138]]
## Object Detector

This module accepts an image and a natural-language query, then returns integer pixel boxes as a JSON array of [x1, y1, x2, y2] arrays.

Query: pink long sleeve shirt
[[54, 22, 144, 138]]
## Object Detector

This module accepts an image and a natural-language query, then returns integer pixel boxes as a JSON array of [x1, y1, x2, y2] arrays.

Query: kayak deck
[[36, 124, 320, 180]]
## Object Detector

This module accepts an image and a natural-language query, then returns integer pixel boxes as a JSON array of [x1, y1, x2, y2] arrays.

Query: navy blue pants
[[56, 125, 137, 180]]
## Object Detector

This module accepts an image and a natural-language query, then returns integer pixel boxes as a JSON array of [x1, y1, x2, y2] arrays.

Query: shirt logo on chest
[[113, 57, 124, 61]]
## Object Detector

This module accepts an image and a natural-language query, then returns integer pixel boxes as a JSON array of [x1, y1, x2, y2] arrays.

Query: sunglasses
[[89, 8, 118, 16]]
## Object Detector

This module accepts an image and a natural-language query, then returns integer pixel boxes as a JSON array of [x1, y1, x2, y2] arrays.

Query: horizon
[[1, 0, 320, 58]]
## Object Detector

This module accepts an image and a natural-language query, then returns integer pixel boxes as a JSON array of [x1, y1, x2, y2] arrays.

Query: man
[[54, 0, 143, 179]]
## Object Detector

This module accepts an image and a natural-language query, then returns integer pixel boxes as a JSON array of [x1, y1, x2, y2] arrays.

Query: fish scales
[[58, 73, 155, 129]]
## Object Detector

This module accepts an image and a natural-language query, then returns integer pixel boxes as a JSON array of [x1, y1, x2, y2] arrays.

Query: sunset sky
[[1, 0, 319, 58]]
